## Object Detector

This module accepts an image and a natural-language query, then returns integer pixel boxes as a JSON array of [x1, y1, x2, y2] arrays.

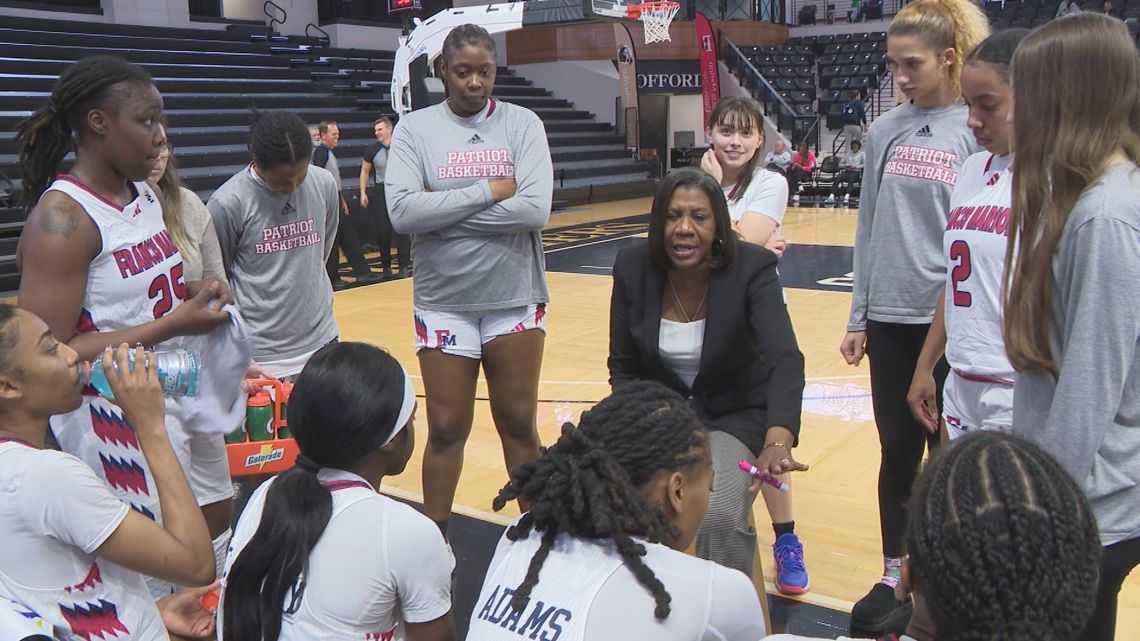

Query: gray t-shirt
[[207, 164, 340, 366], [1012, 162, 1140, 547], [364, 142, 389, 185], [847, 100, 982, 330], [312, 144, 342, 191], [385, 98, 553, 312]]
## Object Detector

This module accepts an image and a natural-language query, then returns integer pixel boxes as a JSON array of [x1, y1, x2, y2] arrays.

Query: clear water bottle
[[80, 349, 201, 400]]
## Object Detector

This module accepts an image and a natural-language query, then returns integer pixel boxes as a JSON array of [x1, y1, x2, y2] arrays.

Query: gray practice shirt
[[1012, 162, 1140, 547], [207, 164, 340, 364], [385, 98, 553, 312]]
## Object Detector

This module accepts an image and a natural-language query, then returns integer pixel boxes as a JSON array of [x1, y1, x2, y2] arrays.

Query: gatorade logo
[[245, 445, 286, 470]]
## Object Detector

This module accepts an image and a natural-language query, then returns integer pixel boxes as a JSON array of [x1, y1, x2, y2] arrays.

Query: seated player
[[221, 342, 455, 641], [467, 381, 766, 641], [0, 305, 217, 640]]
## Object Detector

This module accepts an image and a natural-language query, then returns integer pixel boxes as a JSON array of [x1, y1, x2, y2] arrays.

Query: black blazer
[[608, 241, 805, 455]]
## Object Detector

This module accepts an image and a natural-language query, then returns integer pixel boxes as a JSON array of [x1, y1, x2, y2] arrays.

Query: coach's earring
[[713, 236, 724, 254]]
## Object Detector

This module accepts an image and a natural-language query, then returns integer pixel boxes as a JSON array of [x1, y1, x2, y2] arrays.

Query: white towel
[[169, 304, 254, 435]]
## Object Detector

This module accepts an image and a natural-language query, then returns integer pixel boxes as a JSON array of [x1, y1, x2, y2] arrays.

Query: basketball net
[[629, 1, 680, 44]]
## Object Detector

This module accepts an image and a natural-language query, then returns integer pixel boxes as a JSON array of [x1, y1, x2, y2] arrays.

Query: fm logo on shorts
[[435, 330, 457, 347]]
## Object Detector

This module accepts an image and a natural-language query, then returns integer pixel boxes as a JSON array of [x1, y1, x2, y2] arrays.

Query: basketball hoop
[[627, 1, 680, 44]]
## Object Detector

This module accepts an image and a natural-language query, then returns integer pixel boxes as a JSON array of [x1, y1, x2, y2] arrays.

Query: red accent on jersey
[[111, 230, 179, 279], [54, 175, 133, 212], [322, 480, 373, 492], [75, 308, 100, 335], [59, 599, 130, 640], [953, 368, 1015, 387], [486, 97, 498, 118], [90, 406, 140, 451], [0, 437, 33, 447], [65, 563, 104, 594], [98, 454, 150, 496]]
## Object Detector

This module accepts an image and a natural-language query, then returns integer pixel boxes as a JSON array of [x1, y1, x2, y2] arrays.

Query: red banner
[[613, 23, 640, 149], [695, 12, 721, 126]]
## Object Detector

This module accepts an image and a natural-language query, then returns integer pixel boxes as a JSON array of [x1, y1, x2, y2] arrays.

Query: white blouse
[[659, 319, 705, 389]]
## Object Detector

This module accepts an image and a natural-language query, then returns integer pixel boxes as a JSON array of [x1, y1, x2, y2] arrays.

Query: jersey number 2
[[149, 264, 186, 319], [949, 240, 972, 307]]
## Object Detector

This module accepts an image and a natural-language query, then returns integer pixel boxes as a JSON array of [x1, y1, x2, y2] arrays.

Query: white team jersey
[[45, 175, 191, 598], [468, 522, 764, 641], [47, 175, 185, 334], [220, 469, 453, 641], [942, 152, 1016, 382], [0, 441, 166, 641]]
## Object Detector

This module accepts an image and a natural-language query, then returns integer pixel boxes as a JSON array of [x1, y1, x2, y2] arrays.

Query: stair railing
[[722, 35, 822, 151], [305, 23, 331, 47]]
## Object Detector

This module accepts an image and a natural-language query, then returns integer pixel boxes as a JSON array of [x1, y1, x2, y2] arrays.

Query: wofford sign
[[636, 60, 702, 94]]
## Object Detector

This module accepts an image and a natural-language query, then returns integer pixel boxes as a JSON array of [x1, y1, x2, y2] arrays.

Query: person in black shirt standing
[[360, 117, 410, 279], [313, 121, 381, 290]]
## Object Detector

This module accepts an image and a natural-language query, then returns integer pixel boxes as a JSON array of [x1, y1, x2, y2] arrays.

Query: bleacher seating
[[743, 31, 886, 135], [0, 15, 656, 293]]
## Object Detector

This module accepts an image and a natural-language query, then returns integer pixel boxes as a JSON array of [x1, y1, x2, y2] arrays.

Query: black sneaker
[[850, 583, 910, 636]]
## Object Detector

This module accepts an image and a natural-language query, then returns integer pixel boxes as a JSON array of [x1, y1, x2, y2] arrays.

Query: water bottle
[[80, 349, 201, 400], [246, 391, 275, 442]]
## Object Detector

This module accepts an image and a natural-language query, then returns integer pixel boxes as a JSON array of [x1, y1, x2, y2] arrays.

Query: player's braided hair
[[906, 431, 1100, 640], [492, 380, 709, 620], [249, 111, 312, 169], [16, 56, 153, 209], [441, 23, 497, 65]]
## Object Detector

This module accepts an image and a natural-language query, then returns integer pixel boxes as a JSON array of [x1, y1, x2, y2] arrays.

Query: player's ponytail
[[492, 381, 709, 620], [222, 467, 332, 641], [888, 0, 990, 98], [16, 56, 153, 209], [222, 343, 410, 641]]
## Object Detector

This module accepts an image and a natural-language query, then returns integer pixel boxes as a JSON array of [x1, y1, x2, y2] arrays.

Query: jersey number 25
[[148, 263, 186, 319]]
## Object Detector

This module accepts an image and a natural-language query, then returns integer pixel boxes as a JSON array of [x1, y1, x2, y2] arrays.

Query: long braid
[[15, 56, 152, 209], [905, 432, 1100, 640], [492, 381, 707, 620]]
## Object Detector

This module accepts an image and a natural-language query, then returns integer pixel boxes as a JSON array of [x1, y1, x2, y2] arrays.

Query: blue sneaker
[[773, 533, 810, 594]]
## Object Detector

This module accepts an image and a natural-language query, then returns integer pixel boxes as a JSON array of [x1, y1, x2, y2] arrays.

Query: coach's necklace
[[668, 276, 707, 323]]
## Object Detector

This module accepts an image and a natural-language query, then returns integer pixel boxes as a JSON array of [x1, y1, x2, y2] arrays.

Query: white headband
[[381, 365, 416, 447]]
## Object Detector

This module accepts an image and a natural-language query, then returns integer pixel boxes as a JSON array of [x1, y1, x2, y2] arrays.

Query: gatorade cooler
[[225, 379, 299, 477]]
